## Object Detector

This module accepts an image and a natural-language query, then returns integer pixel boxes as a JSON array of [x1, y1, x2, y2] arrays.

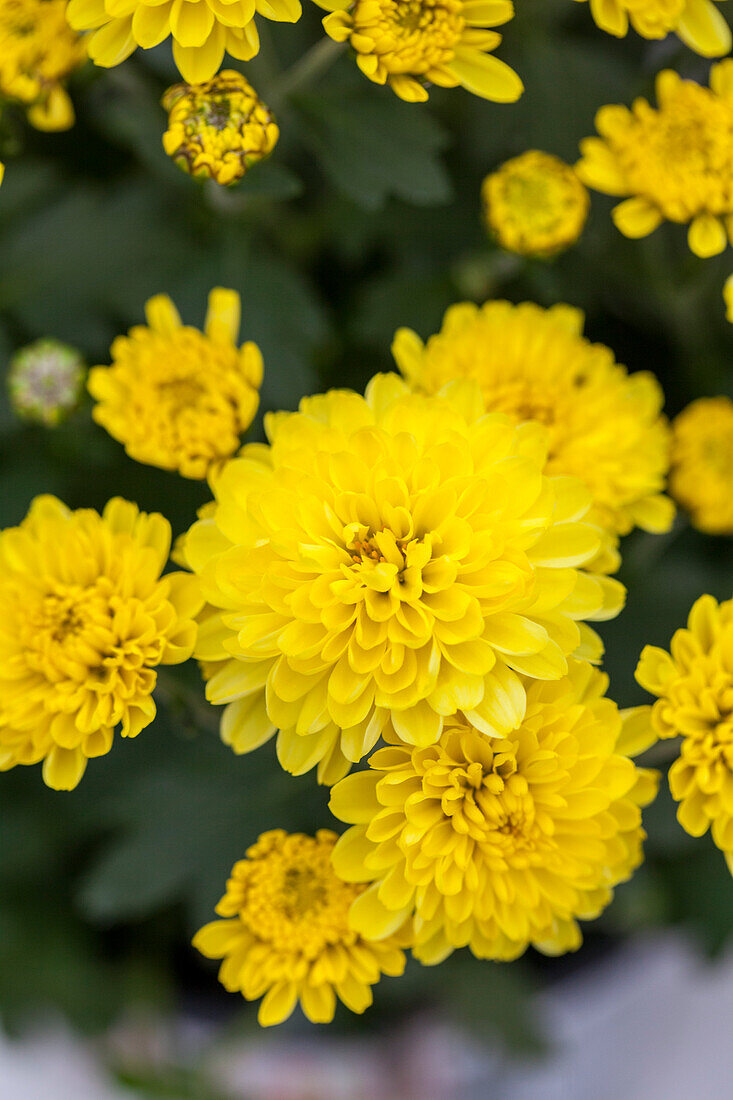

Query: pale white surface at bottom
[[0, 931, 732, 1099]]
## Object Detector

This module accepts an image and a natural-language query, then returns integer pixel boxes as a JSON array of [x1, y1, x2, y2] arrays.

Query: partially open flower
[[0, 0, 86, 131], [482, 151, 589, 258], [577, 64, 733, 259], [669, 396, 733, 534], [162, 71, 278, 186], [8, 338, 86, 426], [315, 0, 522, 103]]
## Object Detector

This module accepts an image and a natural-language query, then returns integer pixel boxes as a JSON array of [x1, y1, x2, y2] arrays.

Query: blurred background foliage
[[0, 0, 732, 1070]]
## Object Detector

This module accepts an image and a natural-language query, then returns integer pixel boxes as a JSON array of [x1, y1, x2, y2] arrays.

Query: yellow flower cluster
[[393, 300, 674, 547], [573, 0, 730, 56], [636, 596, 733, 872], [183, 372, 625, 785], [577, 64, 733, 259], [481, 151, 589, 257], [0, 496, 202, 790], [162, 71, 278, 185], [88, 289, 263, 480], [669, 396, 733, 535], [66, 0, 300, 84], [330, 662, 658, 961], [194, 829, 407, 1025], [316, 0, 522, 103], [0, 0, 86, 131]]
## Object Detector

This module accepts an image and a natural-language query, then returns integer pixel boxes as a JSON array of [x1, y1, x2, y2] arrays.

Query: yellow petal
[[258, 981, 298, 1026], [42, 745, 88, 791], [589, 0, 627, 35], [329, 771, 381, 824], [611, 197, 663, 239], [66, 0, 107, 29], [28, 87, 75, 132], [192, 919, 243, 957], [349, 882, 412, 939], [300, 983, 336, 1023], [170, 0, 215, 48], [688, 213, 727, 258], [677, 0, 731, 57], [446, 49, 523, 103], [172, 25, 225, 81], [144, 293, 182, 336], [205, 287, 241, 345], [132, 3, 173, 47], [575, 137, 628, 196], [88, 17, 137, 67], [220, 693, 275, 753]]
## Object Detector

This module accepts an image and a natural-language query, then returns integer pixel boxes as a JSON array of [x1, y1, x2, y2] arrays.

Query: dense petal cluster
[[0, 496, 202, 790], [669, 396, 733, 535], [8, 338, 85, 427], [577, 65, 733, 259], [162, 71, 278, 185], [66, 0, 300, 84], [183, 374, 624, 784], [573, 0, 730, 56], [0, 0, 86, 131], [316, 0, 522, 103], [330, 662, 658, 961], [393, 300, 674, 545], [193, 829, 407, 1025], [481, 151, 589, 257], [636, 595, 733, 871], [88, 289, 263, 480]]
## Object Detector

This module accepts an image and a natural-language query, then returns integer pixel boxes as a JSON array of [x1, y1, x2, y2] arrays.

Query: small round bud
[[482, 151, 590, 258], [162, 71, 279, 186], [8, 338, 85, 426]]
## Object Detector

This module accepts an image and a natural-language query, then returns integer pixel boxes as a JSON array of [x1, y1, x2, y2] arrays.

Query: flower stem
[[271, 38, 344, 105]]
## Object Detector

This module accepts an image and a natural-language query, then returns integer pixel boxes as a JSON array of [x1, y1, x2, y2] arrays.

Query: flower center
[[351, 0, 465, 72]]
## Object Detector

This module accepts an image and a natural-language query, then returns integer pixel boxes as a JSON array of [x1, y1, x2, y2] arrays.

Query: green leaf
[[293, 86, 452, 210]]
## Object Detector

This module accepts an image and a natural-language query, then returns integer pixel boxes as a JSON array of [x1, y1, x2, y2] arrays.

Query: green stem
[[270, 37, 344, 105]]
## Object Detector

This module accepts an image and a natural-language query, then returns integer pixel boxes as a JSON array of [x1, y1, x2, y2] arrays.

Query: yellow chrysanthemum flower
[[162, 71, 278, 186], [393, 300, 674, 545], [0, 496, 203, 791], [182, 373, 625, 785], [88, 289, 263, 480], [573, 0, 730, 56], [193, 829, 407, 1026], [0, 0, 86, 131], [329, 661, 658, 961], [315, 0, 522, 104], [481, 151, 590, 258], [636, 595, 733, 872], [66, 0, 300, 85], [669, 396, 733, 535], [577, 64, 733, 259]]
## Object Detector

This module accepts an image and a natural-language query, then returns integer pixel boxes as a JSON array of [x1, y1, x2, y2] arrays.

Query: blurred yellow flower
[[636, 595, 733, 872], [669, 395, 733, 534], [316, 0, 522, 103], [193, 829, 407, 1026], [393, 300, 674, 544], [88, 289, 263, 480], [0, 0, 86, 131], [66, 0, 300, 84], [329, 662, 658, 961], [573, 0, 730, 56], [162, 70, 279, 185], [0, 496, 202, 790], [481, 151, 589, 257], [182, 373, 624, 785], [577, 64, 733, 259]]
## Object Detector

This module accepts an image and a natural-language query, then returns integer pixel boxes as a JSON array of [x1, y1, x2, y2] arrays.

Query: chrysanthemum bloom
[[193, 829, 407, 1025], [183, 373, 624, 785], [0, 496, 202, 790], [66, 0, 300, 85], [481, 151, 590, 258], [8, 338, 85, 427], [329, 661, 658, 961], [87, 289, 263, 480], [573, 0, 730, 56], [636, 595, 733, 872], [577, 65, 733, 259], [162, 71, 278, 186], [393, 301, 674, 545], [0, 0, 86, 131], [315, 0, 522, 103], [668, 396, 733, 534]]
